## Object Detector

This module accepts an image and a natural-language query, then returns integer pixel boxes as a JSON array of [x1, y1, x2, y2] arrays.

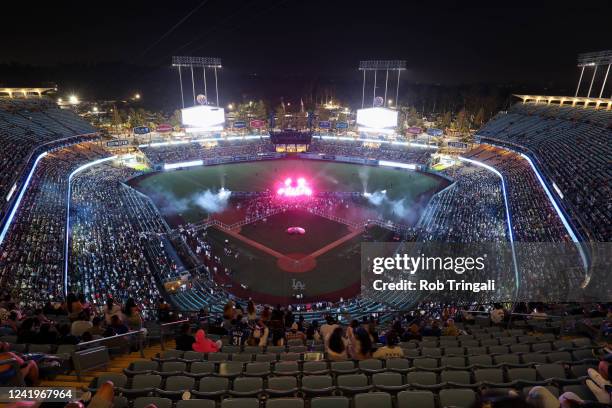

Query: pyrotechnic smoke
[[192, 188, 231, 213]]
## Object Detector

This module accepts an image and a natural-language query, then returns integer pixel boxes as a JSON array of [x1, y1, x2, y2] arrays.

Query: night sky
[[1, 1, 610, 108]]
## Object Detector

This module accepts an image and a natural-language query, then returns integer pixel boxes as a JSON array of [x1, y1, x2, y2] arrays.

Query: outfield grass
[[130, 159, 446, 225]]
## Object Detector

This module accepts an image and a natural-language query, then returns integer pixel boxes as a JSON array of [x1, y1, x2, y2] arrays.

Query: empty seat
[[562, 384, 596, 401], [572, 338, 592, 348], [494, 354, 521, 366], [441, 356, 467, 368], [439, 388, 477, 408], [222, 346, 241, 354], [553, 340, 573, 350], [465, 346, 487, 355], [468, 355, 493, 367], [441, 370, 471, 385], [133, 397, 172, 408], [193, 377, 229, 398], [397, 390, 435, 408], [300, 375, 335, 397], [488, 345, 509, 355], [267, 346, 285, 354], [155, 350, 183, 362], [336, 374, 372, 394], [88, 373, 128, 392], [266, 398, 304, 408], [522, 353, 548, 364], [181, 351, 205, 362], [279, 352, 301, 361], [412, 358, 438, 370], [546, 351, 572, 363], [156, 361, 186, 376], [122, 374, 162, 398], [444, 347, 465, 356], [265, 376, 299, 397], [536, 364, 568, 381], [221, 398, 260, 408], [217, 362, 244, 378], [124, 360, 158, 376], [532, 343, 552, 352], [302, 361, 329, 375], [407, 371, 438, 387], [403, 348, 420, 358], [156, 375, 195, 399], [572, 349, 595, 361], [372, 372, 406, 392], [208, 352, 230, 362], [421, 347, 442, 357], [331, 361, 357, 375], [510, 344, 531, 353], [245, 362, 271, 377], [230, 377, 264, 397], [232, 353, 253, 363], [474, 368, 505, 386], [256, 354, 277, 363], [310, 396, 349, 408], [177, 400, 215, 408], [274, 361, 300, 376], [358, 359, 384, 374], [186, 361, 215, 378], [354, 392, 392, 408], [507, 368, 540, 384], [570, 364, 592, 378], [385, 358, 410, 373]]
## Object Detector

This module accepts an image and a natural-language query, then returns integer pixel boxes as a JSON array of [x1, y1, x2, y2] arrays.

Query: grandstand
[[0, 97, 96, 238], [475, 99, 611, 242], [0, 88, 610, 407]]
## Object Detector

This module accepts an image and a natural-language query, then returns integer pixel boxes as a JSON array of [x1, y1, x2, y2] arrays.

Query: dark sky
[[1, 1, 610, 108]]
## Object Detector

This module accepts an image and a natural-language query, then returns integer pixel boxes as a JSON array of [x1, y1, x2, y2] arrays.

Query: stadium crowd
[[0, 98, 95, 221], [69, 164, 182, 314], [477, 103, 611, 241], [0, 143, 109, 305]]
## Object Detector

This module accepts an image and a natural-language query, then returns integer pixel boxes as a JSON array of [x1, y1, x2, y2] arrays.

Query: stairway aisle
[[40, 341, 173, 390]]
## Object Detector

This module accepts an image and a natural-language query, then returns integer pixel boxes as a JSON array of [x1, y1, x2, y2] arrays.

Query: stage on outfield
[[128, 159, 450, 304]]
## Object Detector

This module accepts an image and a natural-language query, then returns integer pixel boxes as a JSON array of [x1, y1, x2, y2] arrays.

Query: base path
[[219, 225, 365, 273]]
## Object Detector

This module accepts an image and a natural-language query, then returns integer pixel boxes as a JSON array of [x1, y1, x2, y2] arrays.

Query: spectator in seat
[[491, 304, 506, 325], [327, 327, 348, 361], [175, 323, 196, 352], [122, 298, 143, 331], [89, 317, 105, 337], [37, 324, 58, 344], [373, 331, 404, 359], [0, 345, 39, 386], [351, 327, 374, 360], [57, 324, 79, 345], [443, 319, 460, 336], [320, 316, 338, 343], [105, 315, 128, 336], [192, 330, 221, 353], [16, 318, 38, 344], [286, 323, 306, 344], [103, 297, 122, 325], [71, 312, 93, 337]]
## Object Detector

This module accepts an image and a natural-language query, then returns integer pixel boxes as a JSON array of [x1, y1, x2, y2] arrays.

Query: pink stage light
[[277, 177, 313, 197]]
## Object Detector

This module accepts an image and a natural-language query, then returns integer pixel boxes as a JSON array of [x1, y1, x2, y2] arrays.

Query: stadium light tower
[[172, 56, 222, 108], [359, 60, 406, 108], [576, 50, 612, 98]]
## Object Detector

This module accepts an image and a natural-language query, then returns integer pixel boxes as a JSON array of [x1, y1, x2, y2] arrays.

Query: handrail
[[76, 328, 146, 357], [160, 319, 190, 351], [459, 309, 564, 319]]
